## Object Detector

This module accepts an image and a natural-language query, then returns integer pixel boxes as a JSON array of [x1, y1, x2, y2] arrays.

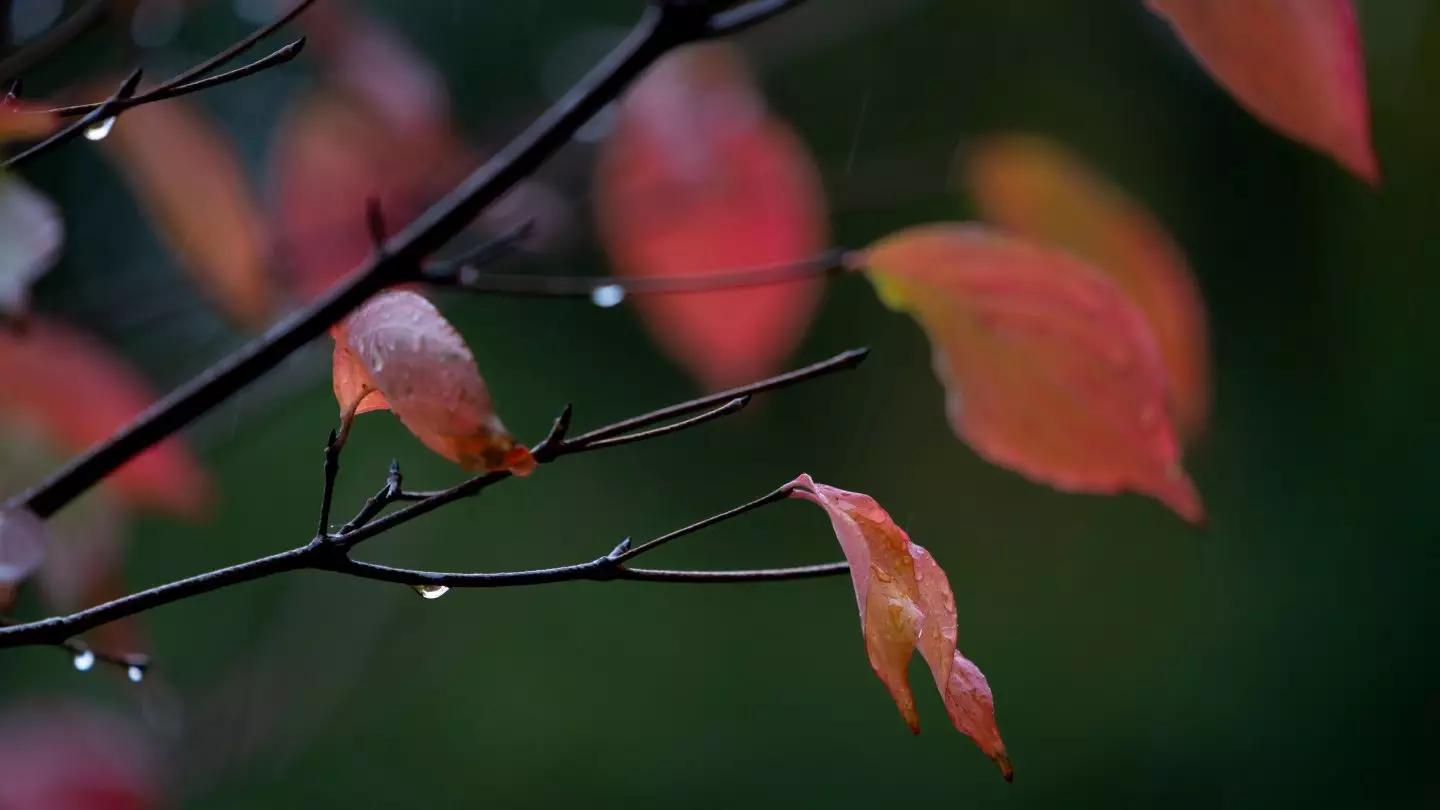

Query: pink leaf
[[0, 703, 161, 810], [859, 223, 1203, 522], [595, 42, 827, 390], [330, 290, 534, 475], [1147, 0, 1378, 183]]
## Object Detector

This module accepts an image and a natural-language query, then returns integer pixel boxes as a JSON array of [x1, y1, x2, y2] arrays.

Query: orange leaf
[[330, 290, 534, 475], [1147, 0, 1378, 183], [860, 223, 1202, 522], [595, 42, 827, 390], [101, 97, 273, 328], [0, 173, 62, 319], [791, 475, 1012, 780], [0, 319, 211, 518], [0, 103, 57, 144], [963, 135, 1210, 440]]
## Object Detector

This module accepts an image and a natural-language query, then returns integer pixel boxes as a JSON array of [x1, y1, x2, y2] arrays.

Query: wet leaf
[[0, 172, 62, 321], [0, 703, 160, 810], [330, 290, 534, 475], [858, 223, 1202, 522], [791, 475, 1012, 780], [1147, 0, 1378, 183], [102, 96, 273, 328], [595, 42, 827, 390], [0, 318, 212, 518], [963, 135, 1210, 440]]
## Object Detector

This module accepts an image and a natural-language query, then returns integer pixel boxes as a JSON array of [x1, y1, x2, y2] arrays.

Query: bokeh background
[[3, 0, 1439, 806]]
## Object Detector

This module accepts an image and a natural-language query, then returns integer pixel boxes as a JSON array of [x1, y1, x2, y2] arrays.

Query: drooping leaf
[[0, 318, 212, 518], [963, 135, 1210, 440], [1147, 0, 1378, 183], [791, 475, 1012, 780], [330, 290, 534, 475], [0, 172, 62, 321], [858, 223, 1202, 522], [101, 95, 273, 328], [0, 703, 160, 810], [595, 42, 827, 390]]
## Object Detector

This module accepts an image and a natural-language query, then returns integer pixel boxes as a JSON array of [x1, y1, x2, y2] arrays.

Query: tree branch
[[10, 0, 782, 521], [0, 350, 864, 652], [424, 250, 851, 300]]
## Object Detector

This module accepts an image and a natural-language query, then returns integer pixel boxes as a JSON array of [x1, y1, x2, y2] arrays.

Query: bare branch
[[1, 69, 142, 170], [12, 0, 792, 521], [0, 350, 864, 651]]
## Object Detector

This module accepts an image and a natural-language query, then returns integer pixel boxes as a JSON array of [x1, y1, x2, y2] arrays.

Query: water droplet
[[591, 284, 625, 308], [84, 117, 115, 141], [127, 665, 145, 683], [412, 584, 449, 600], [72, 649, 95, 672]]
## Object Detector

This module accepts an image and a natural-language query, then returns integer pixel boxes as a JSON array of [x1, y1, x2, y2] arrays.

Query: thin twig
[[575, 396, 751, 454], [0, 616, 149, 675], [613, 483, 794, 562], [316, 431, 341, 539], [12, 0, 752, 521], [1, 68, 142, 170], [425, 250, 850, 300], [0, 349, 864, 649]]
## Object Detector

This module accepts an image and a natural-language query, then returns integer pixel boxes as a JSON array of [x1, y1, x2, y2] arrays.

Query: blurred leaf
[[1147, 0, 1378, 183], [962, 135, 1210, 440], [0, 102, 58, 144], [0, 505, 46, 606], [858, 223, 1202, 522], [331, 290, 534, 475], [101, 95, 273, 329], [0, 318, 211, 518], [0, 172, 62, 321], [791, 475, 1012, 780], [595, 42, 828, 390], [0, 702, 160, 810]]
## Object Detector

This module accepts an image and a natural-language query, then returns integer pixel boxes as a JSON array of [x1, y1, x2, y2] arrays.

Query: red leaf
[[0, 318, 211, 518], [0, 703, 161, 810], [859, 223, 1202, 522], [0, 173, 62, 320], [595, 42, 827, 390], [1147, 0, 1378, 183], [791, 475, 1012, 780], [963, 135, 1210, 441], [330, 290, 534, 475], [101, 96, 274, 328]]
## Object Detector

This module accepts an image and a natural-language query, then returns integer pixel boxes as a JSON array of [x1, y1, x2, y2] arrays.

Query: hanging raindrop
[[127, 665, 145, 683], [72, 649, 95, 672], [590, 284, 625, 308], [83, 117, 116, 141], [412, 584, 449, 600]]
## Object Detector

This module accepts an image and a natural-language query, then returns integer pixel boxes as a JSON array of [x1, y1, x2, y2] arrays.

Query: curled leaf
[[102, 96, 273, 328], [858, 223, 1202, 522], [595, 42, 827, 390], [331, 290, 534, 475], [791, 475, 1012, 780], [1147, 0, 1378, 183], [0, 172, 62, 321], [963, 135, 1210, 440], [0, 318, 211, 518]]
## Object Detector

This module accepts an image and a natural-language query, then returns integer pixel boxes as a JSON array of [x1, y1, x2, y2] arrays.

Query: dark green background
[[5, 0, 1439, 806]]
